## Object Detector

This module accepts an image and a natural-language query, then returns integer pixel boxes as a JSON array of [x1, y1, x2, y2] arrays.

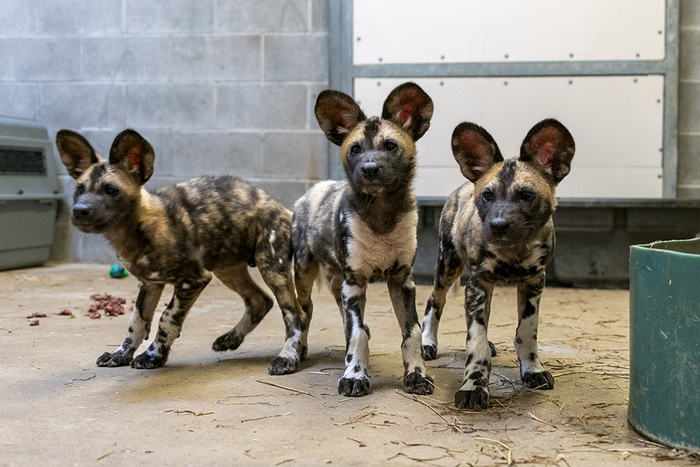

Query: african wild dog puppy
[[422, 119, 575, 410], [292, 83, 435, 397], [56, 129, 307, 374]]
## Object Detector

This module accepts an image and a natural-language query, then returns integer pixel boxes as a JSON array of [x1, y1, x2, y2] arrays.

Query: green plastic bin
[[629, 239, 700, 452]]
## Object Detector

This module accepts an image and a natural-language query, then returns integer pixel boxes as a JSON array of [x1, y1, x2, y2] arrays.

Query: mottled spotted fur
[[293, 83, 435, 396], [422, 119, 575, 410], [56, 129, 307, 374]]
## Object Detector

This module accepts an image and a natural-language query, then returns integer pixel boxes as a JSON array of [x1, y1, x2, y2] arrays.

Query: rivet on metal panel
[[504, 54, 509, 59], [634, 78, 638, 83], [569, 53, 574, 58], [504, 81, 508, 86], [636, 53, 641, 58], [376, 81, 381, 86], [658, 30, 663, 35], [439, 81, 444, 86], [657, 99, 661, 104], [440, 55, 445, 60], [569, 80, 573, 85], [356, 37, 361, 41], [18, 190, 23, 195], [378, 57, 382, 62]]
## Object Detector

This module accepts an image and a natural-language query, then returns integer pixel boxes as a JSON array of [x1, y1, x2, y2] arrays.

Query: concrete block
[[312, 0, 329, 32], [308, 83, 329, 130], [680, 28, 700, 80], [216, 0, 307, 32], [37, 0, 123, 35], [264, 35, 329, 82], [678, 134, 700, 185], [125, 84, 216, 129], [251, 179, 311, 210], [39, 84, 126, 130], [0, 38, 81, 81], [82, 37, 172, 81], [679, 82, 700, 133], [261, 131, 328, 179], [0, 1, 37, 34], [217, 84, 307, 130], [172, 36, 261, 81], [0, 84, 38, 120], [169, 131, 262, 178], [126, 0, 215, 33], [681, 0, 700, 27], [145, 175, 192, 192]]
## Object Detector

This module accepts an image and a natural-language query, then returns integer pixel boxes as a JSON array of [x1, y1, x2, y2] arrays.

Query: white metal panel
[[353, 0, 666, 64], [354, 76, 664, 199], [414, 167, 663, 199]]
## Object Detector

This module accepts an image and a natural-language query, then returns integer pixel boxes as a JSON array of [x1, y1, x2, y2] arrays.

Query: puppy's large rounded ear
[[55, 130, 100, 179], [451, 122, 503, 183], [519, 119, 575, 184], [314, 90, 367, 146], [109, 129, 155, 184], [381, 82, 433, 141]]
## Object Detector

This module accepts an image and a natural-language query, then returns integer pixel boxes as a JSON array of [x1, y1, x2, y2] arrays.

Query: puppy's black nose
[[73, 204, 91, 219], [489, 217, 511, 234], [360, 162, 380, 179]]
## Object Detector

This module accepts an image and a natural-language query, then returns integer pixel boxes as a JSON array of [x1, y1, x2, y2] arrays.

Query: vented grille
[[0, 146, 46, 175]]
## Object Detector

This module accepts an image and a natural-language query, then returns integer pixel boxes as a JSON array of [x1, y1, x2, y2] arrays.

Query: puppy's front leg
[[515, 274, 554, 389], [97, 281, 164, 367], [132, 272, 212, 369], [455, 276, 494, 410], [338, 279, 371, 397], [388, 271, 434, 395]]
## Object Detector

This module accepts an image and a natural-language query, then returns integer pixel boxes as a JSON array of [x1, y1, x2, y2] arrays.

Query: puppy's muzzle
[[73, 203, 92, 221], [489, 217, 511, 235], [360, 162, 381, 180]]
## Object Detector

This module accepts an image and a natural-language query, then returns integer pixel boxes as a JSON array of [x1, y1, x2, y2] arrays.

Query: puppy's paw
[[522, 370, 554, 390], [131, 351, 166, 369], [404, 371, 434, 395], [96, 351, 132, 367], [212, 332, 243, 352], [489, 341, 497, 357], [454, 387, 490, 410], [422, 344, 437, 361], [268, 356, 298, 375], [338, 376, 371, 397]]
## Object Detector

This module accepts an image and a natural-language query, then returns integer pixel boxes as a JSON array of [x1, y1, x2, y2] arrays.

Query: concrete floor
[[1, 264, 698, 466]]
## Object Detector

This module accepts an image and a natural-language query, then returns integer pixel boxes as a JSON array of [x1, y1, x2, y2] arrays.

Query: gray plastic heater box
[[0, 116, 61, 270]]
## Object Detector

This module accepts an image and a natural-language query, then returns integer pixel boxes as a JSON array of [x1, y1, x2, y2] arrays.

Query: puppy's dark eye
[[385, 141, 397, 151], [104, 185, 119, 196], [350, 143, 362, 154], [519, 190, 535, 201], [75, 184, 85, 196], [481, 190, 494, 202]]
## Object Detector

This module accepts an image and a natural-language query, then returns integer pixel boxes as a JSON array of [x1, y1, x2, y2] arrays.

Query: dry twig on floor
[[474, 437, 513, 465], [240, 412, 291, 423], [255, 379, 315, 397], [164, 410, 215, 416]]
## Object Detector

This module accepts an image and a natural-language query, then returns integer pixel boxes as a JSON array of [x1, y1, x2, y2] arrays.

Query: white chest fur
[[346, 209, 418, 278]]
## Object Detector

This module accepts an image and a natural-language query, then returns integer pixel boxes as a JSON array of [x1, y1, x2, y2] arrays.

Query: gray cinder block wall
[[679, 0, 700, 198], [2, 1, 700, 265], [0, 0, 330, 263]]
